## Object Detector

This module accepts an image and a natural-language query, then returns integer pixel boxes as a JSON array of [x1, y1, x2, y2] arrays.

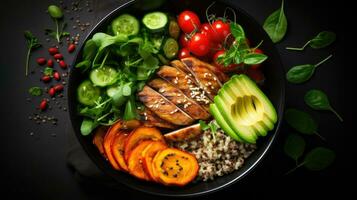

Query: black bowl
[[68, 0, 285, 197]]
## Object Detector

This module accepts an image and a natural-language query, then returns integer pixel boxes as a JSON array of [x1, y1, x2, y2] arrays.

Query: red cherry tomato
[[213, 50, 242, 72], [188, 33, 210, 57], [178, 48, 191, 59], [250, 48, 264, 69], [179, 34, 190, 48], [245, 68, 265, 84], [212, 20, 231, 43], [200, 23, 220, 43], [177, 10, 201, 33]]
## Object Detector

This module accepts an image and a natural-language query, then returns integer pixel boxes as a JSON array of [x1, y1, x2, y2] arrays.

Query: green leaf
[[230, 23, 245, 39], [75, 60, 91, 71], [284, 108, 318, 135], [122, 82, 132, 96], [309, 31, 336, 49], [199, 120, 209, 131], [303, 147, 336, 171], [243, 53, 268, 65], [284, 133, 306, 162], [123, 96, 137, 121], [304, 89, 343, 122], [263, 0, 287, 43], [82, 39, 98, 61], [28, 87, 43, 96], [286, 64, 315, 84], [43, 67, 54, 76], [24, 31, 34, 40], [48, 5, 63, 19], [80, 118, 98, 136]]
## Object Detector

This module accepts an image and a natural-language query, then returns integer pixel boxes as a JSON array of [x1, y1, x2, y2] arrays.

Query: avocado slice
[[211, 74, 277, 143]]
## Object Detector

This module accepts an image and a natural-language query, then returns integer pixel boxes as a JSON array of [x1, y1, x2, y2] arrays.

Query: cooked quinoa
[[170, 128, 256, 181]]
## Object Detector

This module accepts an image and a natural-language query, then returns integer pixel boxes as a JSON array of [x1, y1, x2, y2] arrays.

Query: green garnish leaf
[[43, 67, 54, 76], [284, 133, 305, 162], [199, 120, 210, 131], [230, 23, 245, 39], [80, 118, 98, 136], [28, 87, 43, 96], [243, 53, 268, 65], [24, 31, 42, 76], [286, 31, 336, 51], [303, 147, 336, 171], [263, 0, 287, 43]]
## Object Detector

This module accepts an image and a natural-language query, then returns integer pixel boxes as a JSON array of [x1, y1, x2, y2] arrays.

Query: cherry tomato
[[212, 20, 231, 43], [179, 34, 190, 48], [178, 48, 191, 59], [250, 48, 264, 69], [245, 68, 265, 84], [213, 50, 242, 72], [177, 10, 201, 33], [188, 33, 210, 57], [200, 23, 219, 43]]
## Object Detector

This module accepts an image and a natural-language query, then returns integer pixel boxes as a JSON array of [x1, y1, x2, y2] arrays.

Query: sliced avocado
[[212, 74, 277, 143], [210, 104, 243, 142]]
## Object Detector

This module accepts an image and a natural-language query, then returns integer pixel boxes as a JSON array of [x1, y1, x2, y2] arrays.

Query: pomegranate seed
[[68, 44, 76, 53], [36, 58, 46, 65], [53, 72, 61, 80], [54, 84, 64, 92], [48, 47, 59, 55], [48, 87, 56, 97], [47, 59, 54, 67], [54, 54, 63, 60], [59, 60, 67, 69], [41, 75, 51, 82], [40, 99, 48, 111]]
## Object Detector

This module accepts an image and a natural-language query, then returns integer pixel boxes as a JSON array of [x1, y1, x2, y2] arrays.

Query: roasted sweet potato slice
[[164, 123, 202, 142], [127, 140, 154, 181], [141, 141, 168, 182], [111, 131, 130, 172], [103, 120, 122, 170], [124, 127, 165, 162], [92, 126, 109, 158], [152, 148, 199, 186]]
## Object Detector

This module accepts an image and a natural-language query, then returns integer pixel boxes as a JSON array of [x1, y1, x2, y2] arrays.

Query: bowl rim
[[68, 0, 285, 197]]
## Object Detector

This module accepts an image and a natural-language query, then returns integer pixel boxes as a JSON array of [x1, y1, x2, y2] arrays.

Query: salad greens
[[286, 31, 336, 51], [76, 12, 179, 135], [24, 31, 41, 76], [46, 5, 69, 43], [263, 0, 287, 43]]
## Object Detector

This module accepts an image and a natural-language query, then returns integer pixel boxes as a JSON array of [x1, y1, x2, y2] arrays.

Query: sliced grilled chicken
[[138, 86, 194, 126], [148, 78, 210, 120], [139, 108, 177, 129], [164, 123, 202, 142], [157, 65, 211, 111]]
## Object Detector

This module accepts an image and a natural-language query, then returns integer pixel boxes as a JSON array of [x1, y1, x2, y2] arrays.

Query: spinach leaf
[[304, 89, 343, 122], [286, 31, 336, 51], [24, 31, 41, 76], [82, 39, 98, 60], [286, 54, 332, 83], [263, 0, 287, 43], [28, 87, 43, 96], [284, 133, 305, 163], [243, 53, 268, 65], [80, 118, 98, 136], [303, 147, 336, 171]]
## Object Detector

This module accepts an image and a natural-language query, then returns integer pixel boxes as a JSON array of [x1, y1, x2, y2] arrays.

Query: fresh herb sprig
[[263, 0, 287, 43], [286, 31, 336, 51], [46, 5, 69, 43], [24, 31, 41, 76], [199, 120, 219, 141], [28, 86, 43, 96]]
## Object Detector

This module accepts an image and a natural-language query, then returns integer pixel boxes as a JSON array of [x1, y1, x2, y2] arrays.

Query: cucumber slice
[[163, 38, 179, 59], [106, 85, 121, 97], [111, 14, 140, 36], [142, 12, 168, 32], [77, 80, 101, 106], [90, 66, 118, 87]]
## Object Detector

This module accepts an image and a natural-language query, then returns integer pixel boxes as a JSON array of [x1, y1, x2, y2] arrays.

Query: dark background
[[0, 0, 346, 199]]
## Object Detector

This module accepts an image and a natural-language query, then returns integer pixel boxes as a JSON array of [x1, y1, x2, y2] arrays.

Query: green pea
[[48, 5, 63, 19]]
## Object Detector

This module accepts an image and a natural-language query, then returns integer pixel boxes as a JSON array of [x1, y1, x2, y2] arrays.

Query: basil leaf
[[43, 67, 54, 76], [304, 89, 343, 122], [286, 64, 315, 84], [263, 0, 287, 43], [28, 87, 43, 96], [303, 147, 336, 171], [284, 108, 318, 135], [244, 53, 268, 65], [230, 23, 245, 39], [80, 118, 98, 136], [309, 31, 336, 49], [284, 133, 306, 162]]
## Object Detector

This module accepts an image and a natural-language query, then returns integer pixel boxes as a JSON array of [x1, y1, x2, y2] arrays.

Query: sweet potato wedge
[[164, 123, 202, 142], [152, 148, 199, 186], [141, 141, 168, 182], [127, 140, 154, 181], [92, 126, 109, 158], [111, 131, 130, 172], [124, 127, 165, 162], [103, 121, 122, 170]]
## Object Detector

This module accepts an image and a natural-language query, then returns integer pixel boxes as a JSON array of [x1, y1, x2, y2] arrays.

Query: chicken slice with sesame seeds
[[138, 86, 194, 126], [148, 78, 211, 120], [139, 108, 177, 129]]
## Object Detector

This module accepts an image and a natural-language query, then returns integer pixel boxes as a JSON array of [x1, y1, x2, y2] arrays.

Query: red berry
[[54, 84, 64, 92], [53, 72, 61, 80], [54, 54, 63, 60], [47, 59, 54, 67], [40, 99, 48, 111], [59, 60, 67, 69], [41, 75, 51, 83], [68, 44, 76, 53], [48, 47, 59, 55], [48, 87, 56, 97], [36, 58, 46, 65]]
